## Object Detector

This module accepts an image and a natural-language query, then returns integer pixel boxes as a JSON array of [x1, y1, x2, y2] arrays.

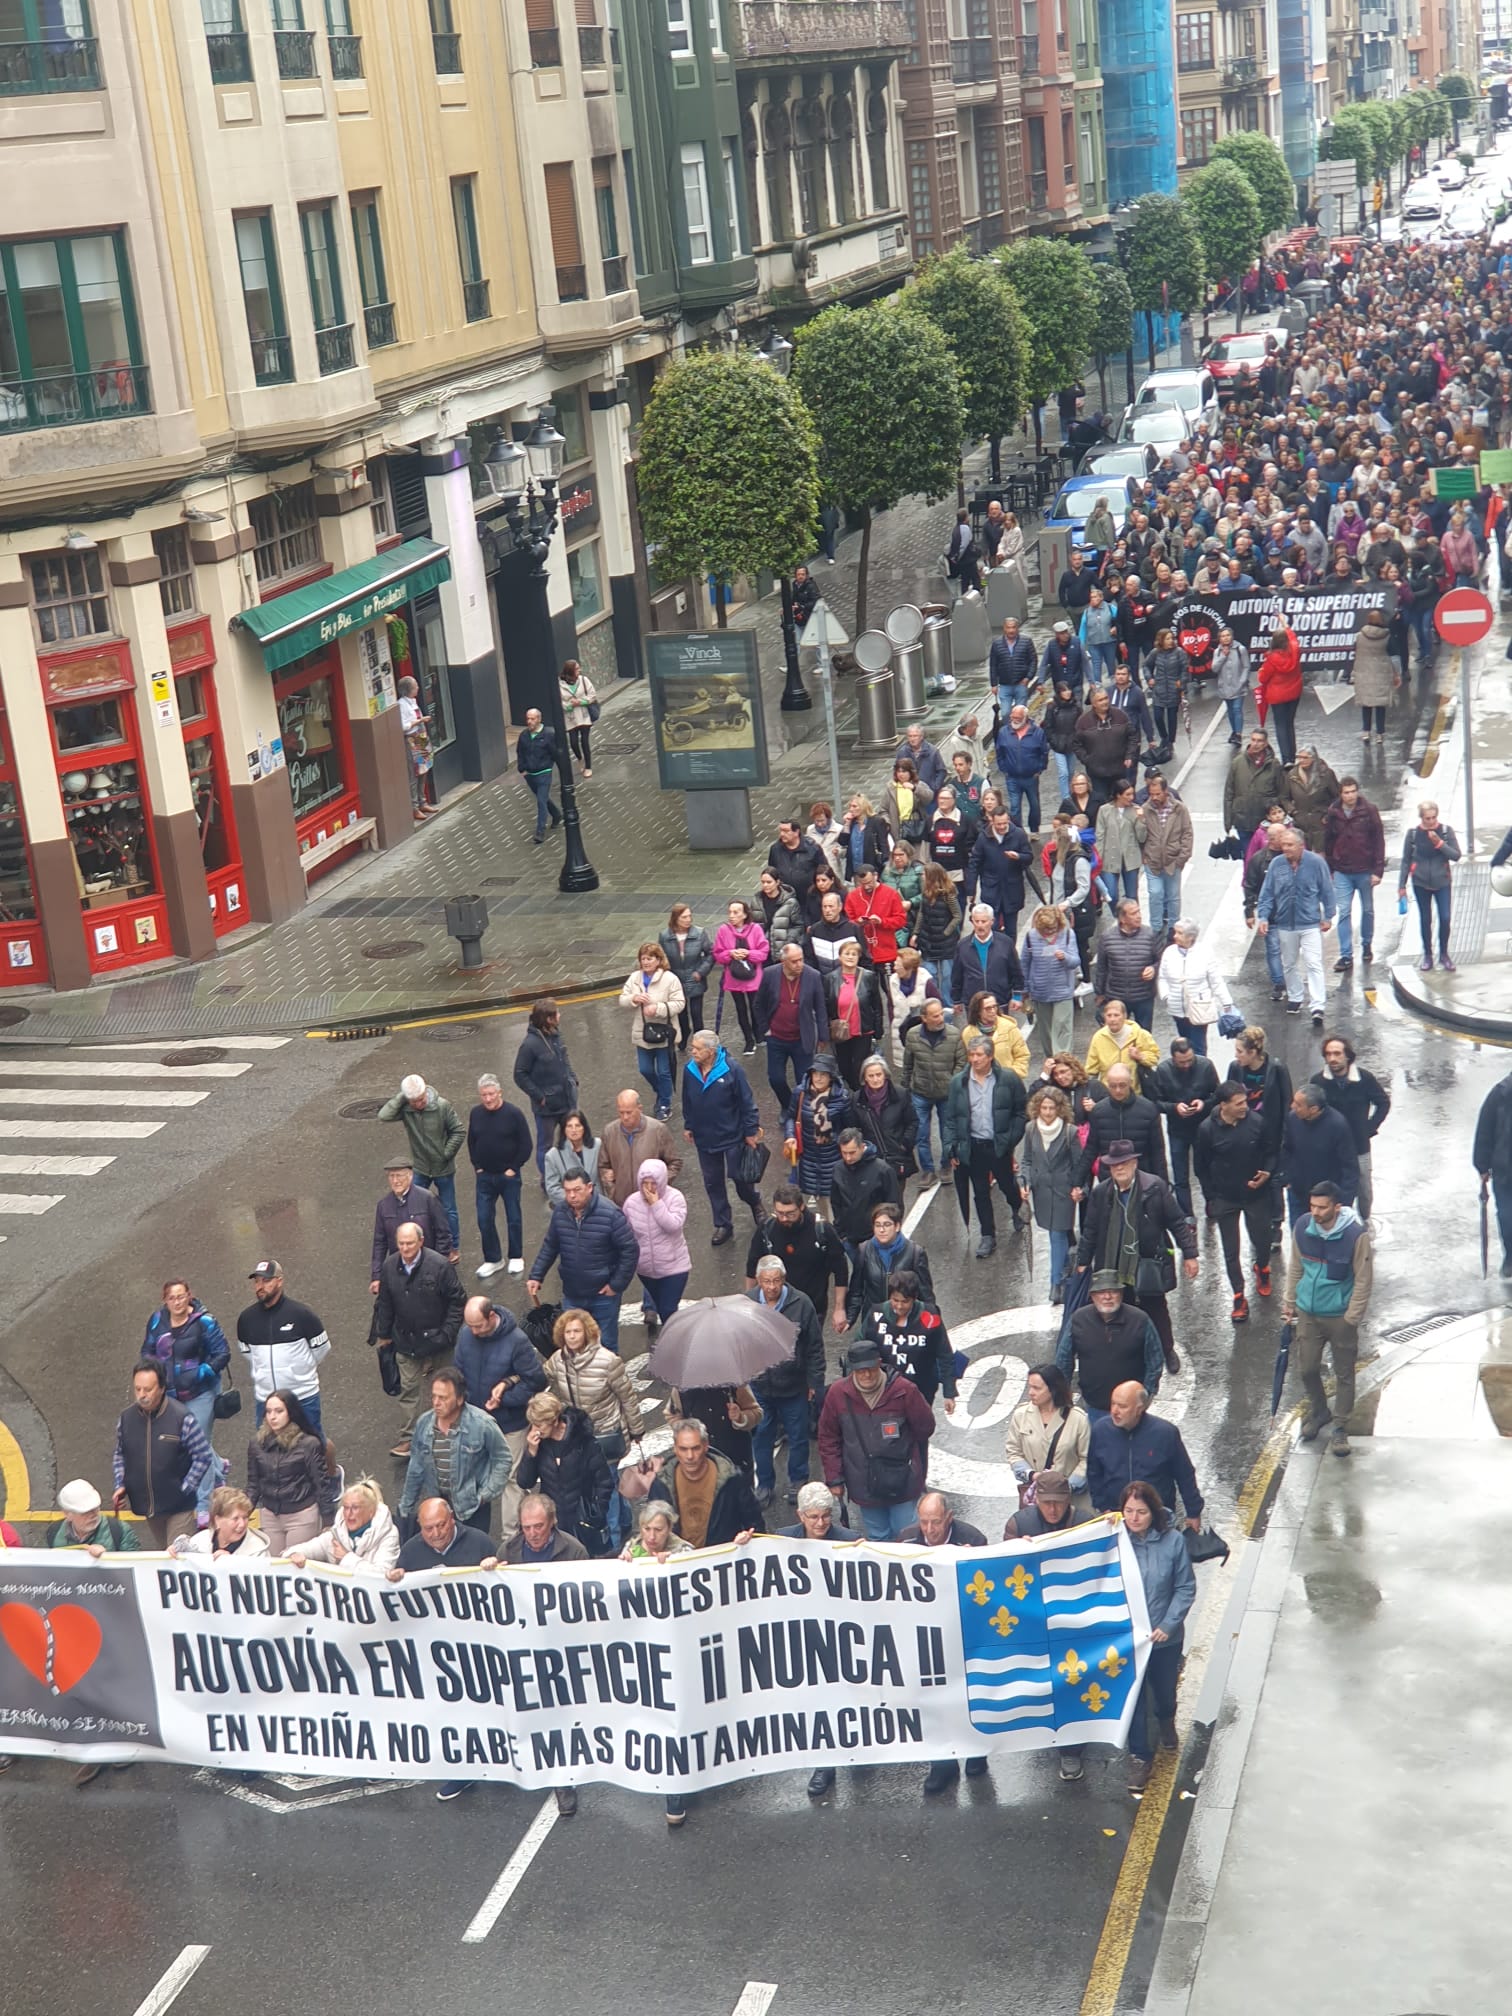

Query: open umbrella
[[646, 1295, 797, 1391], [1271, 1319, 1294, 1417], [1482, 1175, 1492, 1280]]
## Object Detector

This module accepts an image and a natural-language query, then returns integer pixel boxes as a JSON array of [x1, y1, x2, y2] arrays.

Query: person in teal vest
[[1282, 1180, 1373, 1460]]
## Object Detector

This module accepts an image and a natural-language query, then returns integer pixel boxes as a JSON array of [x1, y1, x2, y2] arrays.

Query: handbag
[[1184, 1524, 1231, 1566], [727, 933, 756, 983], [376, 1343, 402, 1399], [1017, 1415, 1068, 1508], [640, 1015, 675, 1047], [829, 1017, 851, 1044], [1134, 1255, 1169, 1298], [737, 1139, 771, 1187], [1217, 1009, 1245, 1039], [587, 699, 601, 723], [212, 1367, 242, 1421], [1182, 979, 1220, 1026]]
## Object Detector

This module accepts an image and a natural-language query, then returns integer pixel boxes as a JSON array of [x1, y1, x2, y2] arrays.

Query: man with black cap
[[369, 1158, 448, 1299], [1075, 1139, 1196, 1376], [1055, 1271, 1163, 1420], [236, 1260, 331, 1440], [817, 1336, 935, 1541]]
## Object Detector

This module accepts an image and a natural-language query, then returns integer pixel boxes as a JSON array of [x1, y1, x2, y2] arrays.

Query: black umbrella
[[1057, 1263, 1092, 1352], [646, 1295, 796, 1390], [1482, 1176, 1491, 1281], [1271, 1320, 1294, 1418]]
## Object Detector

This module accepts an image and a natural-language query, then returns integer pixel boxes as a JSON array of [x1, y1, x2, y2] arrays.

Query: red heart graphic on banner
[[0, 1601, 103, 1694]]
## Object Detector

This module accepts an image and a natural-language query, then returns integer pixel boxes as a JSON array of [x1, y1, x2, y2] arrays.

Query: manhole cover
[[362, 940, 425, 960], [160, 1046, 229, 1066], [420, 1022, 479, 1042], [0, 1006, 28, 1028], [338, 1098, 387, 1120]]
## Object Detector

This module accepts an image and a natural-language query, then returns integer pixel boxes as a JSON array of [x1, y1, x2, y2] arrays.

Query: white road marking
[[461, 1795, 559, 1942], [0, 1152, 115, 1176], [70, 1036, 291, 1051], [731, 1988, 778, 2016], [0, 1118, 165, 1140], [0, 1086, 212, 1107], [131, 1945, 211, 2016], [189, 1767, 417, 1812], [1169, 692, 1228, 794], [0, 1059, 251, 1079], [0, 1193, 62, 1214]]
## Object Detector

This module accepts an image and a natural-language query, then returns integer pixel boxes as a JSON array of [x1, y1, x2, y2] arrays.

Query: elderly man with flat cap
[[1075, 1137, 1196, 1376]]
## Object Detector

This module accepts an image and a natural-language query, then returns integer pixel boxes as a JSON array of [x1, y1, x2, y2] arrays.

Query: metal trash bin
[[921, 605, 953, 691], [886, 604, 927, 719], [853, 630, 897, 750]]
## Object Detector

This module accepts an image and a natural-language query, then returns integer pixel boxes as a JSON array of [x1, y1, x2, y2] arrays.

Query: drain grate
[[1378, 1311, 1468, 1345], [160, 1046, 229, 1067], [362, 940, 426, 960], [420, 1022, 480, 1042], [338, 1098, 387, 1120]]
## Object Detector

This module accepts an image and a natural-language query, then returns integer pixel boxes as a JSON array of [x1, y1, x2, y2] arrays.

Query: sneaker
[[1440, 955, 1457, 973], [1228, 732, 1242, 747], [1361, 947, 1373, 966], [389, 1441, 412, 1460], [664, 1796, 688, 1826], [1127, 1756, 1153, 1791], [475, 1261, 502, 1280], [1299, 1410, 1330, 1442], [1420, 954, 1434, 972], [743, 1044, 759, 1057], [1158, 1717, 1179, 1750], [1270, 985, 1288, 1004], [1329, 1428, 1351, 1459], [436, 1781, 471, 1801], [919, 1169, 940, 1187], [807, 1768, 836, 1797], [507, 1258, 524, 1275], [1058, 1750, 1085, 1781], [1333, 957, 1353, 974], [1311, 1010, 1325, 1027], [1285, 1000, 1303, 1016], [1231, 1293, 1250, 1324], [975, 1235, 996, 1259], [1374, 732, 1386, 743]]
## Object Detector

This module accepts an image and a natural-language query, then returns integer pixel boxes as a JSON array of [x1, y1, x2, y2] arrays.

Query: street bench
[[298, 815, 379, 879]]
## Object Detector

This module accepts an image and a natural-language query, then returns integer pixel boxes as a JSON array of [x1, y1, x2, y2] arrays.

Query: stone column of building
[[314, 483, 411, 849], [0, 558, 90, 992], [750, 80, 775, 244], [587, 379, 643, 684], [106, 531, 215, 966], [420, 440, 508, 782], [854, 63, 877, 215]]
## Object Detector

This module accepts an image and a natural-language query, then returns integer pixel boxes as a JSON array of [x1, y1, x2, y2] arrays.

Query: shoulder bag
[[213, 1365, 243, 1420]]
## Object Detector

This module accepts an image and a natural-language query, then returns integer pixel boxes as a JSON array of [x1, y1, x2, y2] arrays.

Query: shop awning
[[230, 538, 451, 672]]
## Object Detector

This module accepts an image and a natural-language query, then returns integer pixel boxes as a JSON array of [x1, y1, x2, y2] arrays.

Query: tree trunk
[[990, 433, 1002, 482], [855, 506, 873, 636], [713, 576, 728, 630], [957, 456, 966, 509], [1032, 403, 1043, 456], [1096, 356, 1108, 410]]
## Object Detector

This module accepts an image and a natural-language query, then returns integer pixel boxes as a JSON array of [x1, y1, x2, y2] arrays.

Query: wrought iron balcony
[[555, 262, 588, 302], [740, 1, 912, 61], [579, 24, 605, 65], [462, 277, 490, 322], [250, 333, 294, 385], [327, 33, 362, 78], [206, 29, 252, 83], [1221, 53, 1259, 87], [275, 29, 316, 79], [363, 301, 397, 348], [529, 26, 561, 64], [602, 255, 628, 293], [0, 35, 101, 94], [315, 322, 355, 375], [0, 364, 151, 434], [432, 29, 462, 73], [1019, 32, 1039, 72], [1029, 167, 1049, 207]]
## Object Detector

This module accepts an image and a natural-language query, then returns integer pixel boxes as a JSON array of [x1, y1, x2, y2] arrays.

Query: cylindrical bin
[[921, 605, 953, 689], [886, 604, 927, 719], [852, 630, 897, 750]]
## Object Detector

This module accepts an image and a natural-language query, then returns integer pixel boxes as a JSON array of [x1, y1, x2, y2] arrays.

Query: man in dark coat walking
[[375, 1223, 465, 1458], [1074, 1141, 1196, 1375]]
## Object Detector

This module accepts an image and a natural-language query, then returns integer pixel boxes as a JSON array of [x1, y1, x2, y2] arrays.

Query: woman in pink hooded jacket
[[622, 1158, 690, 1338]]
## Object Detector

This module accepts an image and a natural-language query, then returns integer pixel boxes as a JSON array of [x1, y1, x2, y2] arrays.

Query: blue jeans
[[475, 1170, 523, 1265], [1411, 605, 1437, 666], [1053, 750, 1074, 801], [1172, 1017, 1208, 1057], [1224, 695, 1245, 737], [531, 1108, 559, 1178], [752, 1389, 812, 1495], [1128, 1634, 1183, 1759], [765, 1037, 811, 1112], [1168, 1131, 1195, 1216], [997, 682, 1032, 718], [597, 1430, 629, 1545], [1086, 639, 1118, 687], [1332, 870, 1376, 960], [416, 1171, 459, 1251], [1048, 1227, 1071, 1284], [639, 1270, 688, 1322], [1006, 776, 1042, 831], [524, 769, 560, 837], [256, 1392, 323, 1442], [1152, 702, 1179, 748], [183, 1389, 225, 1520], [1264, 925, 1285, 989], [912, 1092, 950, 1174], [1099, 866, 1140, 906], [637, 1043, 674, 1113], [564, 1290, 621, 1355], [1145, 869, 1181, 933], [860, 1499, 919, 1541], [1414, 882, 1452, 960]]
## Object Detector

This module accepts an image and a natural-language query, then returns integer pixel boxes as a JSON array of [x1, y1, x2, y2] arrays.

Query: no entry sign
[[1434, 587, 1496, 647]]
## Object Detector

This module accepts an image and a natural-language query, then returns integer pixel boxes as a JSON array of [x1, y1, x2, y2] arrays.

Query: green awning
[[231, 537, 451, 672]]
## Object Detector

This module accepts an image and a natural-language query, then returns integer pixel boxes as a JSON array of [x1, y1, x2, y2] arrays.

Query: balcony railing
[[250, 333, 294, 385], [1221, 53, 1259, 86], [0, 35, 101, 94], [579, 24, 605, 65], [275, 29, 317, 78], [1019, 33, 1039, 72], [363, 301, 397, 348], [741, 1, 913, 61], [1075, 38, 1088, 65], [315, 323, 355, 375], [462, 277, 490, 321], [432, 29, 462, 73], [1029, 167, 1049, 207], [206, 29, 252, 83], [949, 36, 993, 82], [602, 254, 628, 293], [555, 263, 588, 302], [327, 32, 362, 78], [1064, 158, 1076, 184], [0, 364, 151, 435], [529, 26, 561, 64]]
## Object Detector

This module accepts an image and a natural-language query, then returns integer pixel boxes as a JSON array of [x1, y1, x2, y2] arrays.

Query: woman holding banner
[[1120, 1479, 1196, 1790]]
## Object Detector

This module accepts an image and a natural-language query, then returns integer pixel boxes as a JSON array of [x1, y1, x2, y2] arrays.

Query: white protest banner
[[0, 1525, 1150, 1793]]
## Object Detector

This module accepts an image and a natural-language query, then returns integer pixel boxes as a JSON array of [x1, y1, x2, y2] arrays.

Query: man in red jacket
[[1321, 777, 1385, 971], [844, 866, 908, 983], [818, 1340, 936, 1541]]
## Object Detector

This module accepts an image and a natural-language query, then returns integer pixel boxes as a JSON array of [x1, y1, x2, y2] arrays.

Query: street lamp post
[[484, 407, 599, 893], [754, 330, 812, 715]]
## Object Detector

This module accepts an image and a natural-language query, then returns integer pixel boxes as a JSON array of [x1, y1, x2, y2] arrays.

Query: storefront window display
[[0, 711, 44, 984], [272, 648, 360, 861]]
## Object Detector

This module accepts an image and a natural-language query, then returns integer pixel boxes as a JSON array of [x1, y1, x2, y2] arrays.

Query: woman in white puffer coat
[[282, 1478, 400, 1576]]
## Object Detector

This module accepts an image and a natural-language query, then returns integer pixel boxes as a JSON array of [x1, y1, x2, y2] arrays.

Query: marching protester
[[512, 998, 579, 1178], [1003, 1365, 1090, 1510], [236, 1260, 331, 1442], [818, 1339, 935, 1542], [456, 1294, 546, 1537], [1312, 1036, 1390, 1222], [748, 1257, 826, 1507], [245, 1390, 335, 1555], [467, 1076, 532, 1281], [617, 941, 685, 1120], [373, 1222, 465, 1458], [831, 1129, 904, 1252], [1283, 1181, 1374, 1459], [1322, 777, 1386, 974], [1019, 1085, 1080, 1295], [112, 1361, 214, 1550], [1117, 1480, 1197, 1791], [942, 1033, 1027, 1259], [140, 1277, 231, 1523], [597, 1087, 682, 1209], [396, 1366, 512, 1538], [283, 1477, 400, 1577], [378, 1074, 464, 1259], [681, 1028, 765, 1248], [660, 904, 716, 1049], [527, 1168, 639, 1357]]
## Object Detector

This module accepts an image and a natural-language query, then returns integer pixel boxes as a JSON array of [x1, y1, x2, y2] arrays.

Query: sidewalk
[[1145, 1306, 1512, 2016]]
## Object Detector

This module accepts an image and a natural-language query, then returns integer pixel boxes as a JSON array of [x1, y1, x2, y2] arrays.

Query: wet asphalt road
[[3, 675, 1510, 2016]]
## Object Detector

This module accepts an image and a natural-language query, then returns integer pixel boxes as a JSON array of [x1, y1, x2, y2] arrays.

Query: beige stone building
[[1174, 0, 1283, 170]]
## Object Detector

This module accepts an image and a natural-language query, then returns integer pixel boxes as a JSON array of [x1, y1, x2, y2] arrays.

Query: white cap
[[58, 1479, 101, 1515]]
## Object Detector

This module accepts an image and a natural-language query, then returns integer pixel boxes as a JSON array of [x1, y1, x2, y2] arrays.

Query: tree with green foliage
[[1182, 161, 1264, 329], [994, 237, 1099, 449], [1322, 104, 1374, 189], [1438, 72, 1476, 139], [1420, 86, 1452, 145], [1355, 100, 1396, 182], [1123, 194, 1205, 370], [1088, 263, 1134, 410], [1210, 131, 1296, 236], [636, 348, 819, 629], [792, 302, 963, 633], [908, 247, 1029, 467]]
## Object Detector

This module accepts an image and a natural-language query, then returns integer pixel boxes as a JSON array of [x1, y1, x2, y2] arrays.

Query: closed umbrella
[[1482, 1175, 1491, 1281], [1057, 1262, 1092, 1352], [1271, 1319, 1294, 1417], [646, 1295, 796, 1391]]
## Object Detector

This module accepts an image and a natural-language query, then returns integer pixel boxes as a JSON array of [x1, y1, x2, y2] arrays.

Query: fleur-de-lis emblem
[[1098, 1646, 1128, 1679], [988, 1606, 1018, 1638], [1058, 1649, 1089, 1684], [1005, 1564, 1034, 1601], [964, 1569, 995, 1606], [1081, 1682, 1112, 1715]]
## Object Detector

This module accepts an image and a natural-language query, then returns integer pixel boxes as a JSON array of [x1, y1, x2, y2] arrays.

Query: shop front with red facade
[[166, 613, 246, 937]]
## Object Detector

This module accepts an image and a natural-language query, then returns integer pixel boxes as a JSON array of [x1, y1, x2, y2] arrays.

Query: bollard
[[443, 893, 489, 970]]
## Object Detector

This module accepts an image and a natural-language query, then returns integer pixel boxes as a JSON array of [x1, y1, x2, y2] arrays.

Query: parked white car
[[1134, 367, 1220, 434]]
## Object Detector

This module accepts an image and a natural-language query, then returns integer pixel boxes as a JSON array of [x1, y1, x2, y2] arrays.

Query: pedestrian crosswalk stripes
[[0, 1058, 253, 1079], [0, 1153, 116, 1177], [0, 1194, 64, 1215], [67, 1036, 292, 1052], [0, 1087, 211, 1107], [0, 1119, 164, 1139]]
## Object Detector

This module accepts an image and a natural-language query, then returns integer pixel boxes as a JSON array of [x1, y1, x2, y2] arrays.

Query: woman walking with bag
[[1003, 1362, 1090, 1502], [659, 904, 715, 1049], [559, 658, 598, 776], [785, 1053, 851, 1211], [711, 898, 769, 1056], [1021, 905, 1080, 1059], [618, 941, 685, 1119], [1399, 799, 1461, 972], [1157, 919, 1234, 1055], [823, 938, 884, 1090]]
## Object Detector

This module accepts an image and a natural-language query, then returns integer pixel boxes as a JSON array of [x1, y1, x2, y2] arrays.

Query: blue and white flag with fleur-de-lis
[[955, 1519, 1151, 1746]]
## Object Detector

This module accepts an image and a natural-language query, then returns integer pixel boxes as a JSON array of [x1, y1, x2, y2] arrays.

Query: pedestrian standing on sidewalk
[[681, 1029, 765, 1248], [1194, 1082, 1274, 1322], [516, 706, 561, 843], [1257, 829, 1337, 1026], [1473, 1065, 1512, 1281], [558, 658, 597, 777], [140, 1278, 231, 1525], [712, 898, 769, 1056], [246, 1390, 335, 1555], [1283, 1181, 1373, 1459], [1312, 1036, 1390, 1221], [660, 905, 715, 1049], [617, 941, 685, 1120], [398, 675, 435, 822], [378, 1074, 465, 1258], [467, 1075, 531, 1281], [513, 998, 578, 1181], [1398, 799, 1461, 973], [1322, 778, 1385, 973], [1117, 1479, 1196, 1791]]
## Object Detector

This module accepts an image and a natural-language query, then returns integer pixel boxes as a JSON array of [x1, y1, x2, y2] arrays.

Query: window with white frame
[[722, 138, 744, 253], [152, 526, 197, 619], [29, 549, 111, 646], [369, 458, 394, 541], [681, 142, 713, 263], [248, 482, 322, 588], [667, 0, 691, 56], [707, 0, 723, 54]]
